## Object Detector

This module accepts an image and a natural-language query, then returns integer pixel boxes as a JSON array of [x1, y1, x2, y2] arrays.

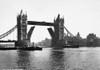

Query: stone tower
[[15, 10, 30, 47], [17, 10, 27, 41], [51, 14, 65, 47]]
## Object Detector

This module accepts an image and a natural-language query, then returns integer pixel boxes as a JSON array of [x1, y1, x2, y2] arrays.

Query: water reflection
[[1, 48, 100, 70], [16, 50, 31, 70], [49, 49, 65, 70], [30, 48, 51, 70]]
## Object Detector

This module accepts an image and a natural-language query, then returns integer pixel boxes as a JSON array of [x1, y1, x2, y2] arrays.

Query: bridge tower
[[15, 10, 31, 47], [51, 14, 65, 47], [17, 10, 27, 41]]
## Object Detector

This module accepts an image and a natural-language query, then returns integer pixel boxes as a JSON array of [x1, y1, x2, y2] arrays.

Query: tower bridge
[[0, 10, 74, 47]]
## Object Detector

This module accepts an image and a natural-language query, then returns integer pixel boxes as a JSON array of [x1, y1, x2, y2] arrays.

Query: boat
[[0, 46, 42, 51], [52, 45, 79, 49], [18, 46, 42, 51], [17, 42, 42, 51], [64, 45, 79, 48]]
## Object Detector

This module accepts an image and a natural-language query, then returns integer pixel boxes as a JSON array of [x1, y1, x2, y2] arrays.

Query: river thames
[[0, 47, 100, 70]]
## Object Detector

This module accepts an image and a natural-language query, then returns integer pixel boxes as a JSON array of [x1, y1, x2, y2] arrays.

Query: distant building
[[86, 33, 100, 46], [36, 38, 51, 47], [64, 32, 85, 46]]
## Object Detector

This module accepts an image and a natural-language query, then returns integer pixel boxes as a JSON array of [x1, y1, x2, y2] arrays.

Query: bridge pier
[[15, 40, 31, 47]]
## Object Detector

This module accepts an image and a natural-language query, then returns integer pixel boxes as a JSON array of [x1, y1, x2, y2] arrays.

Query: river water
[[0, 47, 100, 70]]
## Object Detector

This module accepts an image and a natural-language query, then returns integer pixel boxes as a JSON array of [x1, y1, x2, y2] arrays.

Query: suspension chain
[[0, 25, 17, 39], [64, 26, 74, 37]]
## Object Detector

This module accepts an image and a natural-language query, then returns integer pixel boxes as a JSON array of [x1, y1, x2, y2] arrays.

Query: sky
[[0, 0, 100, 43]]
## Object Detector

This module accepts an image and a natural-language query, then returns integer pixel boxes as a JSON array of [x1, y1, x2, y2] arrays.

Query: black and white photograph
[[0, 0, 100, 70]]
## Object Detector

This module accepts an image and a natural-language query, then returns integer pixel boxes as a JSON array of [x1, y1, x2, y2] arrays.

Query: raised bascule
[[0, 10, 74, 48]]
